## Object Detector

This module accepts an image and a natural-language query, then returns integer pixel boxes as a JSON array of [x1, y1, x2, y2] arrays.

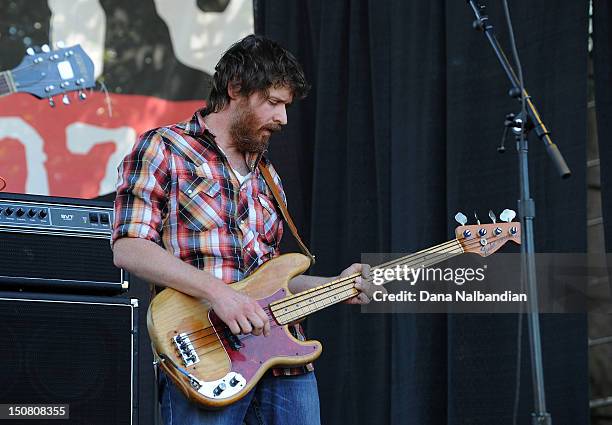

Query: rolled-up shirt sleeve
[[112, 130, 169, 247]]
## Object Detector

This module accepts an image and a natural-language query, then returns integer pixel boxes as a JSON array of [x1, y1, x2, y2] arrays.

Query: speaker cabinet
[[0, 292, 138, 424]]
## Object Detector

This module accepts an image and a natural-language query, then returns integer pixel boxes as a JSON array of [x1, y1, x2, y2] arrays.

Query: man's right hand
[[210, 284, 270, 337], [112, 238, 270, 337]]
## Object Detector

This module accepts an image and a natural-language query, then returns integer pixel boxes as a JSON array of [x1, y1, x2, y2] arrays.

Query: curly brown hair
[[207, 34, 310, 112]]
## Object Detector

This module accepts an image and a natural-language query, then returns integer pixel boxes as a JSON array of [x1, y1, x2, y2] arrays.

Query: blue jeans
[[158, 371, 321, 425]]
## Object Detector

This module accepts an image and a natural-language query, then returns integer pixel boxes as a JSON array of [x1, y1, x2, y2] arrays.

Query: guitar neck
[[0, 71, 16, 97], [270, 239, 464, 324]]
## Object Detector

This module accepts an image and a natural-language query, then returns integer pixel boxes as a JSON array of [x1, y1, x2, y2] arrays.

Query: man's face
[[229, 86, 293, 154]]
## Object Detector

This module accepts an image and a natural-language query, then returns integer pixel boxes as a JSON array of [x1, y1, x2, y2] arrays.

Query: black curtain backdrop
[[255, 1, 589, 424], [594, 0, 612, 253]]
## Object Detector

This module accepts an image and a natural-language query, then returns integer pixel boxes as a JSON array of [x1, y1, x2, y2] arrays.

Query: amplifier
[[0, 192, 127, 292], [0, 291, 139, 425]]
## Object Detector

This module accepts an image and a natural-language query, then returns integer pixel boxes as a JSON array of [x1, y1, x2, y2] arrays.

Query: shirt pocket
[[256, 193, 281, 243], [178, 176, 224, 231]]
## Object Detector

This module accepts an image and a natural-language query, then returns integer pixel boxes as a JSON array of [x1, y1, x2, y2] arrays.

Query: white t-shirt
[[232, 167, 251, 185], [217, 145, 251, 185]]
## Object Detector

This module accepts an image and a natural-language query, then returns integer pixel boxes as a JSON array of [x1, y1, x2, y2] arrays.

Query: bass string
[[185, 232, 506, 354], [181, 235, 484, 345], [183, 236, 490, 354]]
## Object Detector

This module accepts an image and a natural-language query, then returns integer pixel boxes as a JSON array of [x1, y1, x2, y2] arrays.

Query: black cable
[[501, 2, 526, 425]]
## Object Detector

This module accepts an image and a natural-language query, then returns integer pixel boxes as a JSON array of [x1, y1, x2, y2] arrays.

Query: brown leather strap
[[258, 163, 316, 265]]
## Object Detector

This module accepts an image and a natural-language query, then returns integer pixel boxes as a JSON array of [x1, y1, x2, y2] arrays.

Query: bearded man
[[111, 34, 375, 425]]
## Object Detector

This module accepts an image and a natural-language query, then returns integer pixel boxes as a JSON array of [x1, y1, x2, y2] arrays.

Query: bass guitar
[[147, 215, 521, 408]]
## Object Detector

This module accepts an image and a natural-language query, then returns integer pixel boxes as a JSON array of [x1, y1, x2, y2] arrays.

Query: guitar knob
[[48, 97, 55, 107], [213, 382, 226, 396], [500, 209, 517, 223], [26, 47, 35, 56], [79, 90, 87, 100], [229, 376, 239, 387], [62, 94, 70, 105], [41, 44, 50, 53], [454, 212, 467, 226]]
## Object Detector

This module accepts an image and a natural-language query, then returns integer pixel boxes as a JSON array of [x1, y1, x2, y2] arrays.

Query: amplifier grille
[[0, 294, 135, 425], [0, 231, 120, 283]]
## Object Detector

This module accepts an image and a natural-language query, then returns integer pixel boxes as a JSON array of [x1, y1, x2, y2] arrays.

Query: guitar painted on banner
[[147, 211, 522, 409], [0, 44, 95, 105]]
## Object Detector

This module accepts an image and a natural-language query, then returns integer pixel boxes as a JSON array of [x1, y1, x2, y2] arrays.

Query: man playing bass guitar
[[112, 34, 376, 425]]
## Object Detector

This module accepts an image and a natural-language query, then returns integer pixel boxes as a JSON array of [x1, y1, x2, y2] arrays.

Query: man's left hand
[[339, 263, 377, 305]]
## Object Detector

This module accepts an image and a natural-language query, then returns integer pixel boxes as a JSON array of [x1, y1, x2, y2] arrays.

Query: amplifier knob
[[4, 207, 14, 216], [38, 210, 48, 219], [16, 208, 25, 217], [28, 209, 37, 218]]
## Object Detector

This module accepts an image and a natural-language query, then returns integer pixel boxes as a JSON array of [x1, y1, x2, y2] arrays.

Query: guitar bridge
[[173, 333, 200, 366]]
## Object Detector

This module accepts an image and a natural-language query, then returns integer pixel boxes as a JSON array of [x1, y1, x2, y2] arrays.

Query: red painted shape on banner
[[0, 139, 26, 191], [0, 92, 204, 198]]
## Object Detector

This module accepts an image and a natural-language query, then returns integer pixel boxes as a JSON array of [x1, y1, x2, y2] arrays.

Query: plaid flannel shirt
[[112, 108, 313, 376]]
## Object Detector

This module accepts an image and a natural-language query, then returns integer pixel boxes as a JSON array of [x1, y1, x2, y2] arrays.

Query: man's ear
[[227, 81, 242, 100]]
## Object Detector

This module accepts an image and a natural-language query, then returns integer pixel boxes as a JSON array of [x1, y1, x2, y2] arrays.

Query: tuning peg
[[78, 90, 87, 100], [454, 212, 467, 226], [474, 211, 480, 225], [56, 40, 65, 48], [499, 209, 516, 223], [41, 44, 50, 53], [48, 97, 55, 107], [62, 94, 70, 105], [488, 210, 497, 223], [26, 47, 35, 56]]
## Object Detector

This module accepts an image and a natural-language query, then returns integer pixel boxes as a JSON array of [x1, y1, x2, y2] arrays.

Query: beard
[[229, 105, 281, 154]]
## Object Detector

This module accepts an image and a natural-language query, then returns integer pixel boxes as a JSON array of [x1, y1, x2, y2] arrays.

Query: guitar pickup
[[223, 328, 243, 351]]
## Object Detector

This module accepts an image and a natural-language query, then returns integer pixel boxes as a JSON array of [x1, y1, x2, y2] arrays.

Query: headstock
[[454, 209, 521, 256], [5, 44, 95, 105]]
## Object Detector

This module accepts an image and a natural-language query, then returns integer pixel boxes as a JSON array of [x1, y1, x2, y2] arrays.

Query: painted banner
[[0, 0, 253, 198]]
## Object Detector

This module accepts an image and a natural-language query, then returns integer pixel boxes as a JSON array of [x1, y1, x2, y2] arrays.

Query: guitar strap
[[258, 162, 316, 266]]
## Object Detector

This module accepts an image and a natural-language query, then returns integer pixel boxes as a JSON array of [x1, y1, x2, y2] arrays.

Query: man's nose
[[274, 105, 287, 125]]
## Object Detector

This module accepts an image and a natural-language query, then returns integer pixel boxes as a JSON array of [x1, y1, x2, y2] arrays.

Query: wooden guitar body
[[147, 253, 322, 409]]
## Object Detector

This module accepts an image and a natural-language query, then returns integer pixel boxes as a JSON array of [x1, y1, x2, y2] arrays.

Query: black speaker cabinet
[[0, 292, 139, 424]]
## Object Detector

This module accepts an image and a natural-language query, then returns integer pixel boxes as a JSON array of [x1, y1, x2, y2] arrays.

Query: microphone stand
[[466, 1, 572, 424]]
